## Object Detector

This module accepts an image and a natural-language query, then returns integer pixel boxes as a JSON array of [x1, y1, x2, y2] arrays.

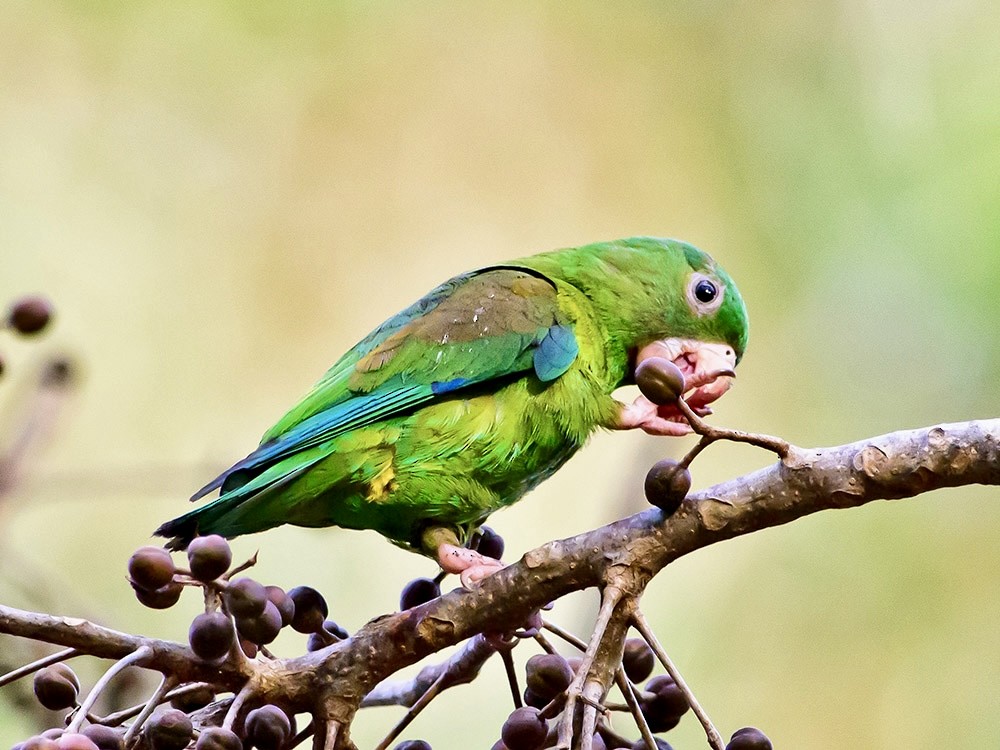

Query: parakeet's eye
[[686, 273, 725, 315], [694, 279, 717, 303]]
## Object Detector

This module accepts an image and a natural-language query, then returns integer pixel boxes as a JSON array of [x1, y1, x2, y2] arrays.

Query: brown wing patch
[[351, 270, 559, 381]]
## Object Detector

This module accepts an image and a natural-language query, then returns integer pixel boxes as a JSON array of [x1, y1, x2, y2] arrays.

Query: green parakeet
[[156, 237, 748, 583]]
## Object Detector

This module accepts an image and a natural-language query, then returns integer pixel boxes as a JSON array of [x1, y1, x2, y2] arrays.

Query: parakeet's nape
[[156, 237, 748, 584]]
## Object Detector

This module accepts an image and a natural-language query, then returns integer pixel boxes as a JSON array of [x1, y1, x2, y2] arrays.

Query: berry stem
[[122, 672, 177, 743], [499, 647, 523, 709], [532, 632, 558, 655], [223, 552, 259, 581], [67, 645, 151, 733], [372, 670, 447, 750], [541, 620, 588, 652], [96, 681, 215, 727], [613, 667, 658, 750], [676, 398, 793, 459], [222, 681, 254, 731], [631, 610, 724, 750], [0, 646, 78, 687], [287, 718, 315, 749]]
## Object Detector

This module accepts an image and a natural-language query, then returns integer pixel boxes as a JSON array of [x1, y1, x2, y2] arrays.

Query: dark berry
[[393, 742, 432, 750], [476, 526, 505, 559], [399, 577, 440, 610], [244, 705, 291, 750], [324, 619, 348, 638], [640, 675, 689, 733], [80, 726, 123, 750], [132, 580, 183, 609], [236, 600, 282, 645], [727, 727, 772, 750], [224, 577, 268, 618], [189, 611, 235, 661], [287, 586, 328, 633], [522, 687, 547, 709], [195, 727, 243, 750], [635, 357, 685, 405], [56, 736, 98, 750], [170, 684, 215, 712], [500, 707, 547, 750], [8, 296, 53, 335], [265, 586, 295, 627], [33, 663, 79, 710], [145, 709, 193, 750], [128, 547, 175, 591], [41, 357, 74, 387], [644, 459, 692, 515], [622, 638, 655, 682], [186, 535, 232, 582], [524, 653, 573, 701], [306, 620, 348, 651]]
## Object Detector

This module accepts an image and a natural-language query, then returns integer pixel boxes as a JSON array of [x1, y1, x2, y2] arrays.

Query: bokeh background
[[2, 1, 999, 747]]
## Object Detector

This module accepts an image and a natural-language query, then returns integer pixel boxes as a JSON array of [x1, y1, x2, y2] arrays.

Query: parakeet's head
[[521, 236, 748, 416], [625, 237, 749, 418]]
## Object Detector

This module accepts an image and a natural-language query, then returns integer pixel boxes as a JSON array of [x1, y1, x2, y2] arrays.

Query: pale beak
[[635, 338, 737, 415]]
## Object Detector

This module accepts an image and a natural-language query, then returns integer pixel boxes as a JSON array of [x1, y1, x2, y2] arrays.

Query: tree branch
[[1, 419, 997, 746]]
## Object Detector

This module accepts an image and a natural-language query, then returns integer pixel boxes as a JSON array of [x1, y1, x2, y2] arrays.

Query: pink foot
[[616, 395, 694, 436], [437, 543, 506, 588]]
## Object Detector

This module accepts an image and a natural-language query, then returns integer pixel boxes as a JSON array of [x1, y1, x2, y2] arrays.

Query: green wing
[[186, 267, 579, 504]]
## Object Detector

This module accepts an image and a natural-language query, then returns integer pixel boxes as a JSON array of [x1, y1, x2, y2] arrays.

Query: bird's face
[[635, 250, 748, 423]]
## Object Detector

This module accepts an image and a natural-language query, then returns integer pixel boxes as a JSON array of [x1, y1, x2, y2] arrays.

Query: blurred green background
[[2, 1, 999, 747]]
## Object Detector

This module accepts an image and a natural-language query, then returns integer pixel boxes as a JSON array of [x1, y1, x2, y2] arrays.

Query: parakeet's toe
[[458, 560, 506, 589], [435, 541, 506, 588]]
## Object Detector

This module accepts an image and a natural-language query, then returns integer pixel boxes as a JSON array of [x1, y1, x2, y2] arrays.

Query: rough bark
[[1, 419, 997, 747]]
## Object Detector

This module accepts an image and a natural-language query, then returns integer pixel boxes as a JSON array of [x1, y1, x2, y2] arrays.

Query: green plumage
[[156, 237, 748, 554]]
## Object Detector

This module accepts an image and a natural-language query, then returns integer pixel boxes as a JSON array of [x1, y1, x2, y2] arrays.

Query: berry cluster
[[127, 535, 345, 660], [8, 533, 359, 750]]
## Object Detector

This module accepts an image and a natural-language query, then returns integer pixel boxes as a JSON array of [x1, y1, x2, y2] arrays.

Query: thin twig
[[631, 610, 724, 750], [97, 681, 215, 727], [123, 673, 177, 744], [223, 681, 254, 731], [677, 435, 712, 470], [533, 632, 558, 655], [373, 671, 448, 750], [614, 667, 657, 750], [67, 645, 151, 733], [289, 719, 315, 749], [500, 647, 523, 709], [676, 399, 792, 458], [542, 621, 588, 652], [0, 647, 78, 687], [223, 552, 259, 581], [557, 586, 622, 749]]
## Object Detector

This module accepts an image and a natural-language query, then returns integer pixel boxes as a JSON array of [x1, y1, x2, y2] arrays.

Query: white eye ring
[[686, 272, 725, 316]]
